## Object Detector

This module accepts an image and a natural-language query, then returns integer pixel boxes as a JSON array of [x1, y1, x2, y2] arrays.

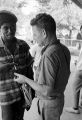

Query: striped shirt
[[0, 37, 33, 105]]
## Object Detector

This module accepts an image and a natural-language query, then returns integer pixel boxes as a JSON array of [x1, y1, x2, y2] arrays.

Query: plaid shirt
[[0, 37, 33, 105]]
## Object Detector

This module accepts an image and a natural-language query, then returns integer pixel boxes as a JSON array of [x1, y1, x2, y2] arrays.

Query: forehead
[[1, 23, 15, 28], [32, 25, 42, 33]]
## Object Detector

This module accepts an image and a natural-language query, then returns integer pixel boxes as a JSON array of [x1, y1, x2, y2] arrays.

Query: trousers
[[1, 99, 25, 120], [26, 96, 64, 120]]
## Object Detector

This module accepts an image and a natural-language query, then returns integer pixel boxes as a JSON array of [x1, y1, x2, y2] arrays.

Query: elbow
[[43, 90, 48, 96], [46, 90, 52, 97], [42, 86, 52, 97]]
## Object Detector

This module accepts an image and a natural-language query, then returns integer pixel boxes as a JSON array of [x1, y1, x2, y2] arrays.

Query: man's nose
[[7, 28, 11, 33]]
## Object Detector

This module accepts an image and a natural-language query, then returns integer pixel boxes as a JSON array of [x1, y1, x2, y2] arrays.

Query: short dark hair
[[30, 13, 56, 35], [0, 10, 17, 27]]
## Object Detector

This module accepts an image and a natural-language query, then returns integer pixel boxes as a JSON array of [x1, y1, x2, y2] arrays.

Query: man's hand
[[14, 73, 27, 84]]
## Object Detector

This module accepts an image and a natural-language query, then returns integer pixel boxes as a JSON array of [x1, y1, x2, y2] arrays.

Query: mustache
[[6, 33, 15, 36]]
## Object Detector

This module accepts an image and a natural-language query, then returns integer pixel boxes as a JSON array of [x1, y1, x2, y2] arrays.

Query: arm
[[16, 41, 34, 78], [14, 73, 48, 96], [14, 53, 59, 97], [14, 73, 58, 97]]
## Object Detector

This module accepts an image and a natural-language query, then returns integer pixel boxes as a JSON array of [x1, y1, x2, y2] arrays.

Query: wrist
[[24, 77, 27, 83]]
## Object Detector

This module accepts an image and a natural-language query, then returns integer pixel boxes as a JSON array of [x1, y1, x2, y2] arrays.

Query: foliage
[[0, 0, 82, 41]]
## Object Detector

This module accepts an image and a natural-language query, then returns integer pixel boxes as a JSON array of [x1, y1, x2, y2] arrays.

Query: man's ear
[[42, 29, 47, 39]]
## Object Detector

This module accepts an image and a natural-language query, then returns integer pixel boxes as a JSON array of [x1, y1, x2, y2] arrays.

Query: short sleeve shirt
[[35, 40, 70, 99]]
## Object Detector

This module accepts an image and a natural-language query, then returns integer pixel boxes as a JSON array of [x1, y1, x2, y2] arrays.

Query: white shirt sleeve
[[29, 44, 37, 58]]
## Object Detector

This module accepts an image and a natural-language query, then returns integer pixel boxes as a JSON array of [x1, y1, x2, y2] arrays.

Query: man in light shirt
[[14, 13, 70, 120]]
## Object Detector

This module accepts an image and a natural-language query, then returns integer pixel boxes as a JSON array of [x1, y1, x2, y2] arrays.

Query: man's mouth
[[6, 34, 12, 37]]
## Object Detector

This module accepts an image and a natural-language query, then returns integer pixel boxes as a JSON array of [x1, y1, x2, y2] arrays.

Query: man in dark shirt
[[14, 13, 71, 120], [0, 10, 33, 120], [76, 25, 82, 50], [77, 25, 82, 40]]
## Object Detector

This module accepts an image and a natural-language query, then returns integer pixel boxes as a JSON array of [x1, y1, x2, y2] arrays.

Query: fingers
[[14, 73, 20, 80], [14, 72, 19, 77], [14, 73, 25, 84], [14, 76, 20, 84]]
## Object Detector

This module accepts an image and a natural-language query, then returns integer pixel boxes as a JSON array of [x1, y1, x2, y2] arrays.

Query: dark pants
[[1, 100, 25, 120]]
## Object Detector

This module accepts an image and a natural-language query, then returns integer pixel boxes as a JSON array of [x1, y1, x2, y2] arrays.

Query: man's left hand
[[14, 73, 26, 84]]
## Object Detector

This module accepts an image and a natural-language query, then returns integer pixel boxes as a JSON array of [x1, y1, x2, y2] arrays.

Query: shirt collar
[[0, 37, 19, 55], [0, 37, 5, 47], [41, 39, 60, 55], [0, 37, 18, 47]]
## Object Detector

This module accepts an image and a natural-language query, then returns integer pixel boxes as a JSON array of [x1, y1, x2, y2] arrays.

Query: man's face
[[32, 25, 46, 46], [0, 23, 16, 42]]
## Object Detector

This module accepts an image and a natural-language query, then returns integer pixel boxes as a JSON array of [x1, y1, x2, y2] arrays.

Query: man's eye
[[3, 27, 8, 31]]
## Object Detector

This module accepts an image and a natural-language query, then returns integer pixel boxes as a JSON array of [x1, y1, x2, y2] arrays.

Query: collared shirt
[[35, 40, 70, 99], [0, 37, 33, 105]]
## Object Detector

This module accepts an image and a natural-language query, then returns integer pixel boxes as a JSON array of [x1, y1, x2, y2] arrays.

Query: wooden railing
[[59, 38, 82, 47]]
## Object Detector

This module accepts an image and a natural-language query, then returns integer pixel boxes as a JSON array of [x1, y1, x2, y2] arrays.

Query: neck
[[2, 37, 16, 47], [5, 41, 12, 47], [45, 34, 57, 46]]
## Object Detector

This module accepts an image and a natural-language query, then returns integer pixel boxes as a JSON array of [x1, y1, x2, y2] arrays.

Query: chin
[[7, 36, 14, 40]]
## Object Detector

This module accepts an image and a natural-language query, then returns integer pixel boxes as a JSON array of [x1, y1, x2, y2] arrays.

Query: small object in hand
[[14, 75, 18, 79]]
